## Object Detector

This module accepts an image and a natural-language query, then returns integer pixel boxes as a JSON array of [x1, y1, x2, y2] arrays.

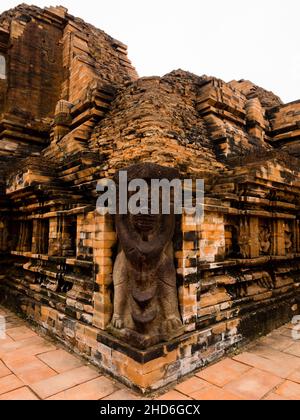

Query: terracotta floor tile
[[0, 386, 39, 400], [0, 374, 24, 395], [175, 376, 210, 396], [103, 389, 143, 400], [233, 351, 296, 378], [0, 336, 13, 345], [0, 336, 47, 356], [2, 341, 56, 363], [30, 365, 100, 399], [224, 368, 282, 400], [259, 334, 294, 351], [0, 360, 11, 378], [5, 355, 57, 384], [250, 343, 300, 365], [190, 385, 242, 400], [157, 390, 191, 400], [38, 348, 84, 373], [264, 392, 291, 400], [247, 344, 300, 370], [47, 376, 118, 400], [6, 326, 37, 341], [275, 380, 300, 400], [284, 342, 300, 358], [196, 358, 251, 387], [276, 328, 295, 339], [288, 368, 300, 384]]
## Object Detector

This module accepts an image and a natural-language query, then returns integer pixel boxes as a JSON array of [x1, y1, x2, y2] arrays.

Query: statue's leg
[[158, 255, 183, 337], [111, 251, 128, 329]]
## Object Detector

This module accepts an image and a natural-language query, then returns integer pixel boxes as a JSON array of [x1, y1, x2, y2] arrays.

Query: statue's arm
[[115, 214, 143, 263]]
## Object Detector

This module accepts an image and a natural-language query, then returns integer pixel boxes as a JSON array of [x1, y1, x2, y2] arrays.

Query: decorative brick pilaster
[[273, 219, 285, 256], [92, 212, 116, 330], [177, 212, 199, 332], [249, 217, 260, 258]]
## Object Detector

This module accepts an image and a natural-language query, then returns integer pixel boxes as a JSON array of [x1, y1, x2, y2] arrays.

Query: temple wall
[[6, 16, 63, 120], [1, 190, 299, 392]]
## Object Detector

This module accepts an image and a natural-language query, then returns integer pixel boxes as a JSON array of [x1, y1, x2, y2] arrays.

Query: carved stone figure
[[238, 218, 251, 259], [108, 163, 184, 349], [259, 224, 271, 255], [284, 223, 293, 254]]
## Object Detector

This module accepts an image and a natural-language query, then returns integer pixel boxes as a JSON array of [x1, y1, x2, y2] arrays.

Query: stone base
[[0, 283, 298, 393], [106, 323, 186, 350]]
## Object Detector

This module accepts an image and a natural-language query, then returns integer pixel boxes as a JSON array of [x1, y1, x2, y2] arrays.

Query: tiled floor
[[0, 305, 300, 400]]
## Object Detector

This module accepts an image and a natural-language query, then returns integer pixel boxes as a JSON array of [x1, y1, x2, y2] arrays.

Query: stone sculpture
[[284, 223, 293, 255], [259, 224, 271, 255], [108, 163, 184, 349]]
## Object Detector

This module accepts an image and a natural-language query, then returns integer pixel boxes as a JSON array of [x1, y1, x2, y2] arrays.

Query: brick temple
[[0, 4, 299, 393]]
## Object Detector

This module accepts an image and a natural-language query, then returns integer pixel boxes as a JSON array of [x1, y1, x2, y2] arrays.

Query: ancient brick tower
[[0, 4, 299, 392]]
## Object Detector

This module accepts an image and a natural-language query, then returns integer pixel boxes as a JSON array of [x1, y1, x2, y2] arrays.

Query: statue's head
[[130, 212, 161, 234], [114, 162, 180, 235]]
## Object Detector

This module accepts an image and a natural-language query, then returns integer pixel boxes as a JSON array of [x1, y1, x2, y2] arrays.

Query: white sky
[[1, 0, 299, 103]]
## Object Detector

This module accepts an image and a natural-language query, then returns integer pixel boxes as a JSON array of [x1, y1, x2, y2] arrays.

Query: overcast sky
[[1, 0, 299, 103]]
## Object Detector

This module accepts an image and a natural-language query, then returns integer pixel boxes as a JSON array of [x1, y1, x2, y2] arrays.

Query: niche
[[259, 220, 272, 255], [62, 215, 77, 257], [0, 54, 6, 80], [35, 219, 49, 254], [225, 223, 241, 258], [16, 220, 33, 253]]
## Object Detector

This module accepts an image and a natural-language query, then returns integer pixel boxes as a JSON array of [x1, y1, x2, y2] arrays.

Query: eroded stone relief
[[108, 164, 184, 348]]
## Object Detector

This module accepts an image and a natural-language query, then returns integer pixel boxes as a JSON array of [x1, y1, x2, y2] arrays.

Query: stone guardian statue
[[108, 163, 184, 349]]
